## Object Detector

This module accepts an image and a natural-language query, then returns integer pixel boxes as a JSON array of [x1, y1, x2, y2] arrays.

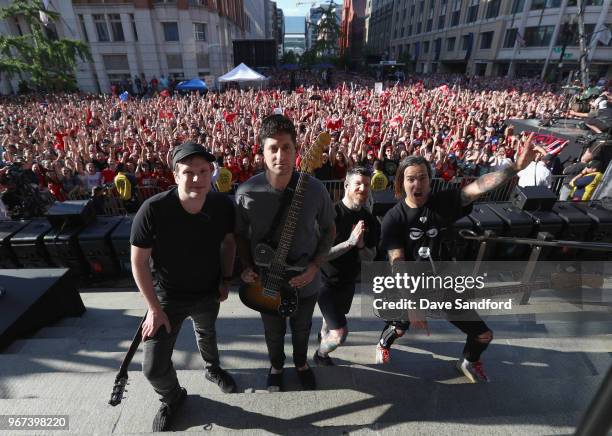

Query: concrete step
[[0, 370, 600, 435], [1, 334, 609, 380]]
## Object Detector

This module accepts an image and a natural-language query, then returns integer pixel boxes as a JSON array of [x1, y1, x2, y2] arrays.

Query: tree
[[312, 2, 342, 57], [0, 0, 92, 91], [281, 50, 298, 65]]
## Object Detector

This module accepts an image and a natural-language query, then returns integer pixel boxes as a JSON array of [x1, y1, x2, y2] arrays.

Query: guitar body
[[239, 243, 305, 317], [239, 272, 300, 317]]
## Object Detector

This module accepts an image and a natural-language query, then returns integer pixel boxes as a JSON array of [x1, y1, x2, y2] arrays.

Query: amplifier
[[511, 186, 557, 211]]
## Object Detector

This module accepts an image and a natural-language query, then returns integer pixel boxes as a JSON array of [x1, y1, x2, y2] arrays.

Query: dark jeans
[[383, 309, 491, 362], [261, 294, 318, 370], [142, 295, 220, 404]]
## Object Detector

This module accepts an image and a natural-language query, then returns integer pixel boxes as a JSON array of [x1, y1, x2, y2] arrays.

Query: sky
[[275, 0, 339, 18]]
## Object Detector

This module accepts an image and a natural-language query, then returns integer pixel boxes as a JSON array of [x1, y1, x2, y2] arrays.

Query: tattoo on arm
[[461, 166, 518, 206]]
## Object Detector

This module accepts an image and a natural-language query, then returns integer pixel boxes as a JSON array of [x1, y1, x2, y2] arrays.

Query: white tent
[[218, 63, 267, 82]]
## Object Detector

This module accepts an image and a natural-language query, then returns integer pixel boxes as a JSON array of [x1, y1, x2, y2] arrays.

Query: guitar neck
[[273, 172, 308, 266]]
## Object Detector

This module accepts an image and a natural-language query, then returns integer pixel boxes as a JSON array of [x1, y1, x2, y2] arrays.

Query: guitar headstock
[[300, 131, 331, 173], [109, 376, 128, 406]]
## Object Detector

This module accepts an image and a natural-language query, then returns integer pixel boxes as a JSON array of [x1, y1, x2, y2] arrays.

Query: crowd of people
[[0, 72, 608, 219]]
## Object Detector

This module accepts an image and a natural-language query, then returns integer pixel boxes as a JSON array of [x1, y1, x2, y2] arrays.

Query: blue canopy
[[176, 78, 208, 91]]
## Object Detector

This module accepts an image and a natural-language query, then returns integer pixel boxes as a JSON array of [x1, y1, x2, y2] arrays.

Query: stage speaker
[[523, 209, 564, 238], [487, 202, 535, 237], [44, 225, 89, 275], [0, 268, 85, 351], [110, 215, 134, 274], [553, 201, 593, 239], [0, 220, 29, 268], [79, 216, 123, 277], [372, 189, 397, 218], [9, 218, 54, 268], [469, 205, 505, 236], [573, 201, 612, 243], [511, 186, 557, 212], [46, 200, 96, 228]]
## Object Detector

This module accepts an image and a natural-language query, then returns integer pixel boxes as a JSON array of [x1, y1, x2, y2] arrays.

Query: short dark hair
[[393, 156, 432, 199], [258, 114, 297, 148], [346, 166, 372, 182]]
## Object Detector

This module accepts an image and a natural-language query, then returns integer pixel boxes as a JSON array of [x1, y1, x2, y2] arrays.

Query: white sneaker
[[456, 357, 490, 383], [375, 344, 390, 364]]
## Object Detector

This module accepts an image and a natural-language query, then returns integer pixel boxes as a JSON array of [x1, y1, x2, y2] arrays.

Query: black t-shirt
[[130, 187, 235, 300], [381, 189, 472, 261], [321, 202, 380, 284], [314, 161, 333, 180]]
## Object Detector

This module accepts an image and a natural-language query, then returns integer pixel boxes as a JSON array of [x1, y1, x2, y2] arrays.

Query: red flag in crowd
[[326, 117, 343, 130], [389, 114, 403, 129], [85, 108, 92, 126], [223, 111, 238, 123]]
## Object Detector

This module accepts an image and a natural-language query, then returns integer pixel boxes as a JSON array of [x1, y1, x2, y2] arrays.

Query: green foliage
[[0, 0, 92, 91], [281, 50, 298, 65], [311, 2, 342, 57]]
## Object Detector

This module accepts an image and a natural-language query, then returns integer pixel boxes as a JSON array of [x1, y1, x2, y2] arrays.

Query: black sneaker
[[205, 367, 236, 393], [313, 350, 334, 366], [152, 387, 187, 432], [267, 367, 284, 392], [297, 366, 316, 390]]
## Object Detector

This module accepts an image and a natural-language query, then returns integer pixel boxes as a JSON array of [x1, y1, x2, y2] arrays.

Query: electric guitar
[[239, 131, 331, 317]]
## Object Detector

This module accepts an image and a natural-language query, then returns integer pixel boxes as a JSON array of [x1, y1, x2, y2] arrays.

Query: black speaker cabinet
[[9, 218, 54, 268], [372, 189, 398, 218], [487, 202, 535, 237], [46, 200, 96, 228], [0, 220, 30, 268], [110, 215, 134, 273], [511, 186, 557, 211], [79, 216, 124, 277]]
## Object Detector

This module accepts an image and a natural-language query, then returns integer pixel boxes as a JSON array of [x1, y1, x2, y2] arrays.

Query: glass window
[[486, 0, 501, 18], [466, 3, 478, 22], [424, 40, 430, 52], [194, 22, 207, 41], [451, 10, 460, 26], [524, 25, 554, 46], [78, 14, 88, 42], [512, 0, 525, 12], [109, 14, 124, 42], [162, 22, 179, 41], [93, 14, 109, 42], [438, 15, 445, 28], [130, 14, 138, 41], [426, 19, 432, 31], [447, 36, 455, 50], [166, 53, 183, 69], [462, 34, 471, 50], [503, 28, 517, 48], [480, 31, 493, 49]]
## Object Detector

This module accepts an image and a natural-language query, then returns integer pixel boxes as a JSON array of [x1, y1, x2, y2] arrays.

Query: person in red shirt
[[101, 161, 118, 185], [152, 163, 174, 191], [237, 157, 253, 184]]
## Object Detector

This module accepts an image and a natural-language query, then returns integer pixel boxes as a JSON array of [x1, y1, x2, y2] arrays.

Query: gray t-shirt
[[235, 172, 335, 297]]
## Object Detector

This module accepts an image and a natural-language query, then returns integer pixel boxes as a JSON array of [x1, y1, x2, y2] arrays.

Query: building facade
[[284, 16, 306, 55], [386, 0, 612, 78], [0, 0, 255, 94], [365, 0, 395, 58], [340, 0, 367, 65]]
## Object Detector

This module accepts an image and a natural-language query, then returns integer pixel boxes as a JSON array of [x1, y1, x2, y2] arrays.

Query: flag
[[119, 91, 129, 102], [595, 25, 611, 45]]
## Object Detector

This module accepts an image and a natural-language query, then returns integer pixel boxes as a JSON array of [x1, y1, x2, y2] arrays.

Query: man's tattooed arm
[[460, 165, 519, 206]]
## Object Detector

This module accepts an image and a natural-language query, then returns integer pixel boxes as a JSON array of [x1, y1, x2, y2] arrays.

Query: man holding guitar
[[131, 142, 237, 431], [235, 115, 336, 392], [375, 133, 538, 384]]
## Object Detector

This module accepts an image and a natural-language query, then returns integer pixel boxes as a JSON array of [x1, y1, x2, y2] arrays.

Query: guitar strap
[[263, 172, 300, 246]]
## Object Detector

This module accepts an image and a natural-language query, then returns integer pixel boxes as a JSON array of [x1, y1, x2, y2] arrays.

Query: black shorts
[[390, 309, 490, 337], [317, 281, 356, 330]]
